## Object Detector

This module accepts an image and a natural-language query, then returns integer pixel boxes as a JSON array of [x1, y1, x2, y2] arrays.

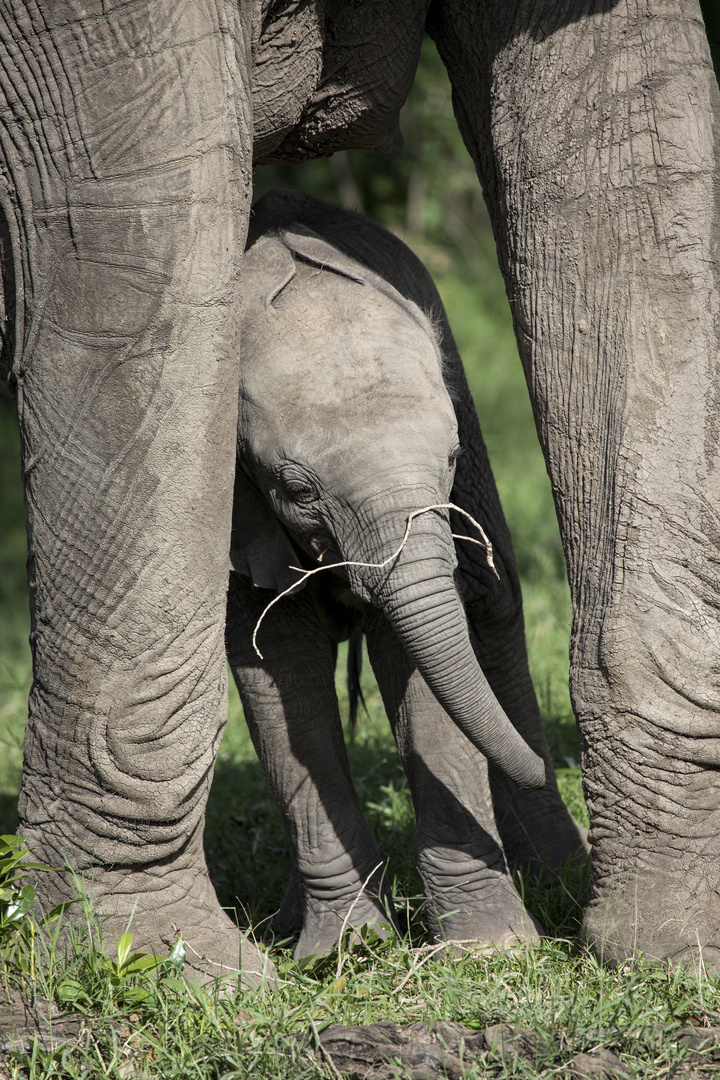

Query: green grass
[[0, 396, 28, 838], [2, 826, 718, 1079], [2, 881, 719, 1078]]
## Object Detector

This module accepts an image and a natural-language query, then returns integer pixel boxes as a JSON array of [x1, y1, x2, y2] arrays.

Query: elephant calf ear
[[241, 235, 297, 308], [280, 223, 440, 348], [280, 224, 367, 286], [230, 467, 305, 595]]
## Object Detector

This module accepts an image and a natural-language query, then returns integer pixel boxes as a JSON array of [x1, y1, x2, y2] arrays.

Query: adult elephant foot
[[582, 879, 720, 974], [27, 826, 275, 988], [579, 713, 720, 974], [98, 878, 274, 988], [4, 0, 256, 998]]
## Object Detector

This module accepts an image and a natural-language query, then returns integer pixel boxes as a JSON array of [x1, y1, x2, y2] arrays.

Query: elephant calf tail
[[347, 629, 368, 734]]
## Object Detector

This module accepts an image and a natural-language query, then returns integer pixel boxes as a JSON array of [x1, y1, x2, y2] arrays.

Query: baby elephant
[[225, 190, 587, 959]]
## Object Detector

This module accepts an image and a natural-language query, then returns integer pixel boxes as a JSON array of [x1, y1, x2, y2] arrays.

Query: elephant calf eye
[[449, 445, 465, 466]]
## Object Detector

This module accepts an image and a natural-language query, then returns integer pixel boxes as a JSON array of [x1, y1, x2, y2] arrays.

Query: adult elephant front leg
[[2, 2, 268, 982], [365, 608, 541, 948], [226, 574, 395, 960], [430, 0, 720, 965]]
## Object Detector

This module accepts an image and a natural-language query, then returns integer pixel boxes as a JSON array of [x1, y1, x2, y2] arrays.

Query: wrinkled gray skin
[[226, 205, 586, 958], [3, 0, 718, 980]]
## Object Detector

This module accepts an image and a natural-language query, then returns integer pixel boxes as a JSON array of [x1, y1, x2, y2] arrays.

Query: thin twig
[[452, 532, 499, 568], [392, 942, 448, 995], [335, 861, 384, 980], [252, 503, 497, 659]]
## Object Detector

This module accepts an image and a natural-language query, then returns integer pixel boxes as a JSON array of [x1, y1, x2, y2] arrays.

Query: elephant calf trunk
[[393, 593, 546, 789], [354, 519, 546, 789]]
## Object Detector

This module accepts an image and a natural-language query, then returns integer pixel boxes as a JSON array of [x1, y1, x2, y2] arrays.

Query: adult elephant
[[1, 0, 718, 980]]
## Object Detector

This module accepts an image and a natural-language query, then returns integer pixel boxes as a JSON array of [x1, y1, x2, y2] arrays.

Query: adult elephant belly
[[251, 0, 428, 163]]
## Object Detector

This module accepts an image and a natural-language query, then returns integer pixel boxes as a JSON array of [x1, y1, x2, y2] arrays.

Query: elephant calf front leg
[[226, 576, 395, 959], [365, 611, 541, 949]]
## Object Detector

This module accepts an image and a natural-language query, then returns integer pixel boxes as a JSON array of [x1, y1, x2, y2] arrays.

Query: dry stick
[[309, 1015, 345, 1080], [336, 865, 401, 972], [252, 503, 498, 659], [392, 941, 448, 996], [335, 861, 385, 981]]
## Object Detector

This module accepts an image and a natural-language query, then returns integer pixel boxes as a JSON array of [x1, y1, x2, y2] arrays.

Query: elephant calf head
[[232, 224, 545, 790]]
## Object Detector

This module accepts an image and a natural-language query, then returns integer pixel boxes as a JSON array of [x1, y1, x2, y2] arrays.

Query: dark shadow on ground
[[204, 725, 589, 946]]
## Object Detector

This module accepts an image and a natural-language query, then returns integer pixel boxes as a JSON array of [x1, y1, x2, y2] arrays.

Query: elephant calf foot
[[420, 854, 542, 950], [295, 886, 397, 960]]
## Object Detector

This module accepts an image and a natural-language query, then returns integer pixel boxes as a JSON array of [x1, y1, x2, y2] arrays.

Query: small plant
[[0, 833, 55, 979], [55, 931, 186, 1013]]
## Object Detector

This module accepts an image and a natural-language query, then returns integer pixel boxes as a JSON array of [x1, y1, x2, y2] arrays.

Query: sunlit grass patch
[[3, 888, 718, 1079]]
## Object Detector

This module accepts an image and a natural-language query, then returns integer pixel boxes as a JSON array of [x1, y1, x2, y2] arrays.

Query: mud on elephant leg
[[365, 610, 541, 949], [226, 575, 396, 960]]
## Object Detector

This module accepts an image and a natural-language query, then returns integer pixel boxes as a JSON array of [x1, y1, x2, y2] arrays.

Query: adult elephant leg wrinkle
[[6, 2, 272, 983], [429, 0, 720, 964], [226, 574, 395, 961], [365, 608, 542, 949]]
